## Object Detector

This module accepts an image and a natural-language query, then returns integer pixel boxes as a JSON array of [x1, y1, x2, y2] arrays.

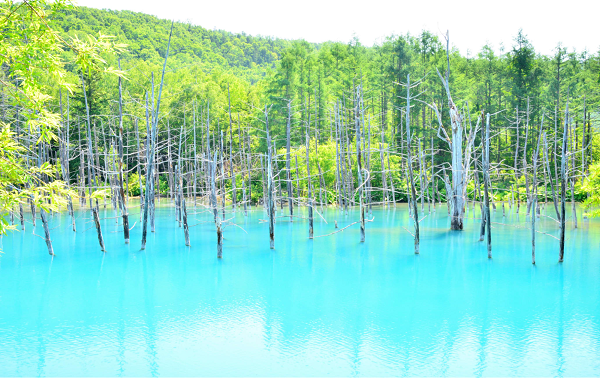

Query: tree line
[[1, 1, 599, 263]]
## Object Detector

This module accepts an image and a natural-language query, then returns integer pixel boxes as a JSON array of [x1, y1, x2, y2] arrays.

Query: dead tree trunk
[[228, 86, 236, 211], [211, 152, 223, 258], [275, 141, 283, 210], [523, 99, 532, 216], [306, 121, 314, 239], [141, 22, 173, 249], [135, 118, 145, 221], [317, 163, 325, 210], [78, 129, 86, 207], [177, 165, 190, 246], [380, 130, 388, 205], [19, 204, 24, 230], [559, 104, 569, 263], [531, 123, 543, 265], [240, 120, 248, 215], [167, 121, 175, 202], [335, 103, 342, 209], [40, 208, 54, 256], [418, 140, 425, 212], [92, 206, 106, 252], [430, 37, 476, 231], [367, 117, 373, 214], [59, 91, 76, 232], [266, 108, 275, 249], [141, 92, 154, 250], [117, 59, 130, 243], [286, 101, 293, 220], [483, 113, 492, 258], [544, 130, 561, 222], [193, 100, 198, 207], [570, 119, 578, 229], [406, 74, 419, 254], [515, 106, 521, 214], [479, 190, 486, 240], [430, 136, 435, 212], [246, 129, 252, 207], [355, 85, 365, 243], [176, 114, 186, 226], [80, 73, 104, 251], [219, 130, 226, 219]]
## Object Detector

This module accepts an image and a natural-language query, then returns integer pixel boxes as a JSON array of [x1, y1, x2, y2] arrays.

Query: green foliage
[[582, 163, 600, 217], [0, 0, 123, 237], [128, 173, 169, 196], [2, 1, 599, 240], [158, 175, 169, 195], [51, 6, 294, 83], [0, 123, 74, 235], [275, 140, 407, 204], [128, 173, 145, 197], [43, 7, 600, 202]]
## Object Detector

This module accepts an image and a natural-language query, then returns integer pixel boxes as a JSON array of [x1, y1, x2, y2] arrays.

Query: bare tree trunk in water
[[286, 101, 293, 220], [117, 59, 130, 243], [306, 119, 313, 239], [406, 75, 419, 254], [544, 134, 560, 222], [266, 107, 275, 249], [19, 204, 24, 231], [92, 207, 106, 252], [380, 133, 388, 206], [142, 22, 173, 249], [531, 118, 543, 265], [483, 113, 492, 258], [228, 85, 236, 210], [135, 118, 145, 222], [211, 152, 223, 258], [59, 91, 76, 232], [40, 208, 54, 256], [177, 165, 190, 246], [559, 104, 569, 262], [355, 85, 365, 243], [430, 34, 476, 231], [515, 106, 521, 214], [141, 92, 153, 250]]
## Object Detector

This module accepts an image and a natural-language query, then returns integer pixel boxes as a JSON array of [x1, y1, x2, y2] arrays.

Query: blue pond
[[1, 203, 599, 376]]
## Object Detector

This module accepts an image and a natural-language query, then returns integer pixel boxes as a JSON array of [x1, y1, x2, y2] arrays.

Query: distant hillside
[[51, 6, 299, 82]]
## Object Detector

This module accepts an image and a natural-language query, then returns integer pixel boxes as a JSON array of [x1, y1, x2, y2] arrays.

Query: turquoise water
[[1, 203, 599, 376]]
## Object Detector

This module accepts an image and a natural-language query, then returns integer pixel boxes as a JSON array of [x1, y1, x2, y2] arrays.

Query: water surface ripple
[[0, 204, 599, 376]]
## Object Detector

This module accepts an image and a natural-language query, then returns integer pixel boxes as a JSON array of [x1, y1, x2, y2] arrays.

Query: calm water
[[1, 202, 599, 376]]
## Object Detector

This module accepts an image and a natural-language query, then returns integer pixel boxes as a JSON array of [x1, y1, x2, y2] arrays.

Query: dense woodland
[[1, 1, 600, 261]]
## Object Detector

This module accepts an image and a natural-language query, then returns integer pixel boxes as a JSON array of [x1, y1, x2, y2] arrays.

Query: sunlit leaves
[[582, 163, 600, 218], [0, 0, 123, 238]]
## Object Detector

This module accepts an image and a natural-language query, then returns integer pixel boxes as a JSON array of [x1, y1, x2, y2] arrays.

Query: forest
[[1, 0, 600, 260]]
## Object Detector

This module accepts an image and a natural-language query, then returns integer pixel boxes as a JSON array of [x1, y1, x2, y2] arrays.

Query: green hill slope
[[52, 6, 298, 83]]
